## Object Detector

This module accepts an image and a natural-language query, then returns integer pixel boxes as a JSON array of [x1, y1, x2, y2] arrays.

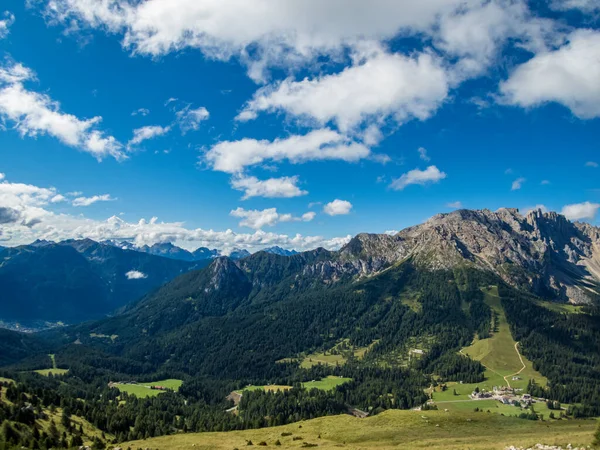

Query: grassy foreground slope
[[125, 410, 598, 450]]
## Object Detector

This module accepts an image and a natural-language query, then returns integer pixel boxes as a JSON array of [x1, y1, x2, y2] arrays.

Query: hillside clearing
[[235, 385, 293, 394], [113, 379, 183, 398], [302, 376, 352, 391], [461, 287, 547, 389]]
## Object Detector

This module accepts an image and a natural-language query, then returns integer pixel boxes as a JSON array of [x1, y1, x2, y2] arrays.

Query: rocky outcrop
[[303, 208, 600, 304]]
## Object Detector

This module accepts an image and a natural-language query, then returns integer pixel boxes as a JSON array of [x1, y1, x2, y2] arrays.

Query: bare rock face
[[316, 208, 600, 304]]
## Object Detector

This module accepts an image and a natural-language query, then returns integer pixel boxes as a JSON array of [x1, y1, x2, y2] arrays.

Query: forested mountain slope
[[0, 239, 207, 324]]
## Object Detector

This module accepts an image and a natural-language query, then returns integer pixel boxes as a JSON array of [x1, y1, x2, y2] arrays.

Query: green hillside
[[123, 409, 599, 450]]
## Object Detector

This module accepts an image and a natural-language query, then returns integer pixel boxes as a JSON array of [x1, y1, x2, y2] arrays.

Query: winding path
[[460, 341, 526, 389], [502, 342, 526, 388]]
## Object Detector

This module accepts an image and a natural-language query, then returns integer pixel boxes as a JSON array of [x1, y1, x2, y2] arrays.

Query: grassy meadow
[[115, 379, 183, 398], [302, 376, 352, 391], [123, 408, 599, 450], [430, 287, 548, 415]]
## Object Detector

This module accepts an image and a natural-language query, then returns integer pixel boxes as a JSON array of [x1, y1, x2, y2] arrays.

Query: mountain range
[[2, 207, 600, 445], [100, 240, 297, 261], [0, 238, 302, 326], [32, 208, 598, 379]]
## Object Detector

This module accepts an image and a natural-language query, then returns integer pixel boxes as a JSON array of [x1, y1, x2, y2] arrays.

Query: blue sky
[[0, 0, 599, 252]]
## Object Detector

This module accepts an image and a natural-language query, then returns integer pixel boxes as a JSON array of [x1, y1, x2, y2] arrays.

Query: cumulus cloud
[[0, 61, 124, 160], [447, 201, 463, 208], [0, 174, 350, 253], [41, 0, 557, 85], [50, 194, 67, 203], [41, 0, 479, 81], [125, 270, 147, 279], [230, 207, 315, 229], [511, 177, 526, 191], [72, 194, 116, 207], [0, 11, 15, 39], [230, 175, 307, 200], [389, 166, 447, 191], [435, 0, 556, 79], [500, 30, 600, 119], [236, 50, 449, 132], [0, 206, 21, 224], [203, 129, 371, 174], [175, 105, 209, 133], [561, 202, 600, 221], [418, 147, 430, 162], [323, 199, 353, 216], [585, 161, 598, 168], [0, 176, 62, 227], [128, 125, 170, 146]]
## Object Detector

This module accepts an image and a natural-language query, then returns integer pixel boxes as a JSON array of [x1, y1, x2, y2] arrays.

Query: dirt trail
[[502, 342, 526, 388]]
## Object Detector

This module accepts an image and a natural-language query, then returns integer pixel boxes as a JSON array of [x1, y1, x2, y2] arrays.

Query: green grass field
[[436, 399, 564, 420], [537, 301, 584, 314], [461, 286, 546, 390], [302, 376, 352, 391], [115, 379, 183, 398], [123, 408, 599, 450], [0, 377, 15, 384], [34, 368, 70, 376], [236, 385, 293, 394], [299, 340, 376, 368], [32, 353, 70, 376], [430, 287, 547, 413]]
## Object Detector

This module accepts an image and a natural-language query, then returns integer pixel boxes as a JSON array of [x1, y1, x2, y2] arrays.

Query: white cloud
[[42, 0, 481, 81], [203, 129, 370, 174], [125, 270, 147, 279], [50, 194, 67, 203], [418, 147, 430, 162], [0, 174, 350, 253], [550, 0, 600, 12], [131, 108, 150, 116], [230, 175, 307, 200], [389, 166, 447, 191], [323, 199, 353, 216], [0, 61, 125, 160], [511, 177, 526, 191], [447, 201, 463, 208], [230, 207, 314, 230], [175, 105, 209, 133], [585, 161, 598, 168], [561, 201, 600, 221], [500, 30, 600, 119], [236, 50, 449, 133], [301, 211, 316, 222], [435, 0, 556, 79], [72, 194, 116, 207], [128, 125, 170, 146], [0, 11, 15, 39], [541, 180, 551, 185]]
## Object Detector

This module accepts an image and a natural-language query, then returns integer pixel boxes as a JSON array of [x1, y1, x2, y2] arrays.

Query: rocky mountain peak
[[325, 208, 599, 304], [207, 256, 248, 292]]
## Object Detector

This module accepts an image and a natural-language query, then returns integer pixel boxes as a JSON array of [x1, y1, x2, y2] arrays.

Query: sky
[[0, 0, 599, 253]]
